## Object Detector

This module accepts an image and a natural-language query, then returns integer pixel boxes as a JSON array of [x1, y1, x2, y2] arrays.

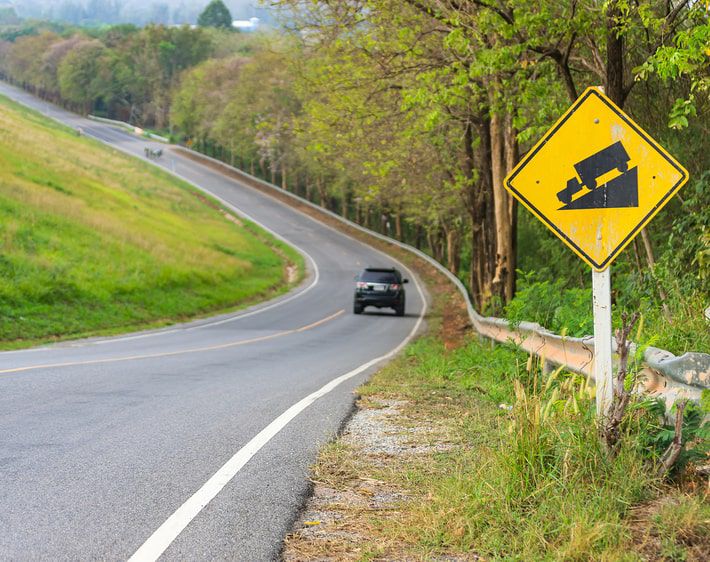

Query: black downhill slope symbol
[[557, 141, 639, 210], [563, 167, 638, 210]]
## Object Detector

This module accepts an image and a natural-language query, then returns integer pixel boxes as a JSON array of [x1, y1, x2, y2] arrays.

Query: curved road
[[0, 83, 426, 560]]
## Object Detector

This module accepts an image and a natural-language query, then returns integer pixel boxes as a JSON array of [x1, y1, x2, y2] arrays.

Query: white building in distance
[[232, 17, 259, 31]]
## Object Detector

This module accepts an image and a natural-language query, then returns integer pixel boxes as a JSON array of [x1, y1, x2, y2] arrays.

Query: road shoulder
[[280, 255, 709, 560]]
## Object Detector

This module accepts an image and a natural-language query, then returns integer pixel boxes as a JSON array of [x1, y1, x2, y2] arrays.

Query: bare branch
[[600, 312, 640, 454], [657, 399, 688, 478], [665, 0, 690, 28]]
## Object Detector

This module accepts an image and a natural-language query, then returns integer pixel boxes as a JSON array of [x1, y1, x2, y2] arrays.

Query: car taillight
[[356, 281, 368, 289], [390, 284, 400, 290]]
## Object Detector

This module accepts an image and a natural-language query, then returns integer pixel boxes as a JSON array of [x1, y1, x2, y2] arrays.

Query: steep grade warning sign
[[505, 87, 688, 271]]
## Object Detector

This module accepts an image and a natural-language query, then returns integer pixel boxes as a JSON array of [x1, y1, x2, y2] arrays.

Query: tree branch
[[665, 0, 690, 29], [657, 399, 688, 478], [600, 312, 639, 454]]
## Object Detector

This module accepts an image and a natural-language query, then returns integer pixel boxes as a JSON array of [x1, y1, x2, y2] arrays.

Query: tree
[[39, 35, 86, 99], [115, 25, 214, 127], [172, 55, 247, 142], [277, 0, 517, 309], [4, 32, 60, 92], [57, 40, 111, 112], [197, 0, 232, 30]]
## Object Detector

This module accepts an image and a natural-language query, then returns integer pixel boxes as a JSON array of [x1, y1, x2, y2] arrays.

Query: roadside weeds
[[283, 307, 708, 561]]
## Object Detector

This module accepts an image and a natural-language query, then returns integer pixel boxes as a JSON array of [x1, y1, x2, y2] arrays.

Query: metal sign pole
[[592, 267, 613, 417]]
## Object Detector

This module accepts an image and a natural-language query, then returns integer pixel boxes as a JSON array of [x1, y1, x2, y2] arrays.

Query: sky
[[6, 1, 277, 26]]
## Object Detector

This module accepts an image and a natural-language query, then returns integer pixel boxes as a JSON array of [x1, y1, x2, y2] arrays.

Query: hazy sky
[[8, 1, 276, 25]]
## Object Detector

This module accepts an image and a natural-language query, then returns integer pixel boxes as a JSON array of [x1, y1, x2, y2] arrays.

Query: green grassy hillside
[[0, 96, 302, 348]]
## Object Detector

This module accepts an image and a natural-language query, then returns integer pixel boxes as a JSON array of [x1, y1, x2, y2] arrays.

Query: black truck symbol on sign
[[557, 141, 639, 210]]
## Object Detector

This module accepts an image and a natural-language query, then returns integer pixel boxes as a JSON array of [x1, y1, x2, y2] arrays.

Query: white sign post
[[592, 267, 613, 416], [591, 85, 613, 418]]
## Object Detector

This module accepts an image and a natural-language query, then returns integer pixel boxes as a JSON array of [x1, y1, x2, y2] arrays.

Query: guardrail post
[[592, 267, 613, 417]]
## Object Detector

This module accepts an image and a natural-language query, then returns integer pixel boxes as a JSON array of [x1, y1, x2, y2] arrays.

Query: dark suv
[[353, 267, 408, 316]]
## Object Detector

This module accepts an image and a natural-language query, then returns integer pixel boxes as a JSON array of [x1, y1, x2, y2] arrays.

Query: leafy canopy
[[197, 0, 233, 30]]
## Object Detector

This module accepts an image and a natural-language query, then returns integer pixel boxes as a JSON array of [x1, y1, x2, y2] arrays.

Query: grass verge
[[0, 95, 303, 348], [283, 263, 709, 561]]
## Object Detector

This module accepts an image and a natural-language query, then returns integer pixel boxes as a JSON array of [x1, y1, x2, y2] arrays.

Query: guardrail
[[87, 115, 169, 142], [85, 112, 706, 408]]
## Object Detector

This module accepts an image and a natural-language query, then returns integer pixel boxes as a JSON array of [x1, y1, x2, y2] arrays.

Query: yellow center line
[[0, 309, 345, 375]]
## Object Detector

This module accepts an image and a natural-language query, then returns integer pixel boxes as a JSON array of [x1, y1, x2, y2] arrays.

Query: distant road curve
[[0, 82, 427, 561]]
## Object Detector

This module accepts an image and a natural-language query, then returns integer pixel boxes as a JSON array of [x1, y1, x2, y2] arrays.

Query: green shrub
[[633, 398, 710, 475], [504, 271, 593, 336]]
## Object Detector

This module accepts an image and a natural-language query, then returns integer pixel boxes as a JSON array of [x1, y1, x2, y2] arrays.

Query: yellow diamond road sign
[[505, 87, 689, 271]]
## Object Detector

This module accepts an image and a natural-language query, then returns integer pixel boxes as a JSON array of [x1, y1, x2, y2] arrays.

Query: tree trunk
[[435, 230, 445, 263], [490, 112, 515, 304], [395, 212, 403, 240], [281, 160, 287, 190], [467, 114, 496, 312], [445, 227, 461, 275], [427, 229, 444, 263], [305, 174, 312, 202], [505, 112, 519, 297], [317, 176, 328, 209], [341, 185, 348, 218], [415, 224, 424, 250], [606, 0, 625, 107], [464, 118, 482, 309]]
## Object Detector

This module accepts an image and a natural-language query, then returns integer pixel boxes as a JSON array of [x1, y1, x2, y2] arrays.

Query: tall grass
[[450, 374, 655, 560], [370, 338, 667, 560], [0, 95, 302, 347]]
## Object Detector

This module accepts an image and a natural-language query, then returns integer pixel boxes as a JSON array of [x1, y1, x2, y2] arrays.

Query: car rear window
[[360, 271, 398, 283]]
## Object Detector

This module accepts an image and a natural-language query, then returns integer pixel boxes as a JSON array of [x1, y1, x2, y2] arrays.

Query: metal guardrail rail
[[87, 115, 169, 142], [90, 113, 708, 407]]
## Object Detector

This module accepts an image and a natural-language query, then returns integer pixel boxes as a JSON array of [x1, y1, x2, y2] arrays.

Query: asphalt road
[[0, 82, 427, 561]]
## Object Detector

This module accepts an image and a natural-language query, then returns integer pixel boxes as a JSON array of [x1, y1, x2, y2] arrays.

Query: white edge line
[[128, 270, 427, 562]]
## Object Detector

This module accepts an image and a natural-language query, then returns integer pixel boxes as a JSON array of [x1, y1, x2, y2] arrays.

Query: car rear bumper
[[355, 293, 404, 307]]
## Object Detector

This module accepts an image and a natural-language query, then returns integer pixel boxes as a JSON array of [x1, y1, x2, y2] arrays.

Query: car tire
[[353, 303, 363, 314], [395, 303, 405, 317]]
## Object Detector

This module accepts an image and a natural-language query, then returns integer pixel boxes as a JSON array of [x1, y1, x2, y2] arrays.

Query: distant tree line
[[0, 24, 215, 126], [0, 1, 707, 348]]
